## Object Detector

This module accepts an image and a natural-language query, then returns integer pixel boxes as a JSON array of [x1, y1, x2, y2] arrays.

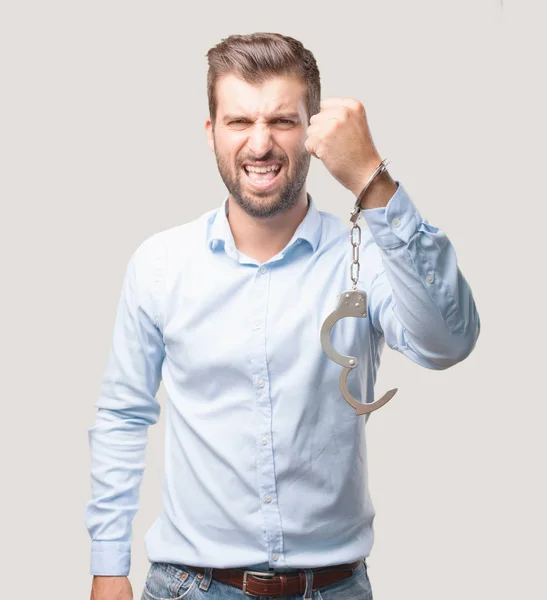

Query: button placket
[[248, 263, 285, 568]]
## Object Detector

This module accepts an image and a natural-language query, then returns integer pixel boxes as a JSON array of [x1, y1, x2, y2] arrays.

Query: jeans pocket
[[316, 561, 372, 600], [142, 562, 200, 600]]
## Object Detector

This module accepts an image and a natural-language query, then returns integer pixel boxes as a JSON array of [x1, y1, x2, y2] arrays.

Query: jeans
[[141, 560, 373, 600]]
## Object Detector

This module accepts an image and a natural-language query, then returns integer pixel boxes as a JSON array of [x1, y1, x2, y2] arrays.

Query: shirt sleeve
[[362, 180, 481, 369], [83, 235, 165, 576]]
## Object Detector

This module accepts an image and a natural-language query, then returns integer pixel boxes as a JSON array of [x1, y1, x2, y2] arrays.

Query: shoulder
[[133, 208, 215, 266]]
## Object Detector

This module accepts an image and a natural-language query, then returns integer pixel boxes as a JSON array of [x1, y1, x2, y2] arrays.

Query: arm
[[84, 235, 165, 576], [361, 179, 481, 369], [304, 96, 479, 368]]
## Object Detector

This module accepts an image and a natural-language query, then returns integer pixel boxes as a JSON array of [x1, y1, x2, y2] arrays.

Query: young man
[[86, 32, 480, 600]]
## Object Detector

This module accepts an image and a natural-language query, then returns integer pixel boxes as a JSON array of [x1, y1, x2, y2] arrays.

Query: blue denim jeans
[[141, 560, 373, 600]]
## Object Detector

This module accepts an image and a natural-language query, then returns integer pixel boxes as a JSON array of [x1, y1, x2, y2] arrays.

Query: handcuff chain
[[350, 223, 361, 290], [348, 157, 390, 289]]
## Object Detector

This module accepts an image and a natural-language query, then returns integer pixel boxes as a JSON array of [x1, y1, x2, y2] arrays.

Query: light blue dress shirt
[[84, 181, 480, 576]]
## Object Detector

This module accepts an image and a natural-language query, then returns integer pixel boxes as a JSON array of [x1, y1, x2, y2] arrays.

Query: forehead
[[215, 73, 307, 118]]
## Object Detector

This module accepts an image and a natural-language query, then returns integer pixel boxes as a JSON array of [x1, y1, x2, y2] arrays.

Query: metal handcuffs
[[320, 158, 398, 416]]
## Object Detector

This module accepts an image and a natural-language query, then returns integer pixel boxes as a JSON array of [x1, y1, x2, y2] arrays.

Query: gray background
[[1, 1, 545, 598]]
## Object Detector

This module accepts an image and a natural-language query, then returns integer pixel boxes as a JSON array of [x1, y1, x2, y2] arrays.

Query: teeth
[[244, 165, 281, 173]]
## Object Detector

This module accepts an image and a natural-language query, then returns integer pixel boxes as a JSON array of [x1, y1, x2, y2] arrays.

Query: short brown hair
[[206, 32, 321, 128]]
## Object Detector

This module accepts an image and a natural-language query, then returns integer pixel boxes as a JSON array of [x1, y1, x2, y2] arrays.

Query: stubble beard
[[214, 146, 311, 219]]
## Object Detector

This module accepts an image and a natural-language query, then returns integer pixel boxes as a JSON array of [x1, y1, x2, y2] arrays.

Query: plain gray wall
[[1, 1, 545, 598]]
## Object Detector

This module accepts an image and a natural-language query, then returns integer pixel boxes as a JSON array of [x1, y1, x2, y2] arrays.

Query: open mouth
[[242, 164, 283, 191]]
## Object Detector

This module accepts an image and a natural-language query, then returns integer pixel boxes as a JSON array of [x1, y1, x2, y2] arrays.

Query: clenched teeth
[[244, 165, 281, 173]]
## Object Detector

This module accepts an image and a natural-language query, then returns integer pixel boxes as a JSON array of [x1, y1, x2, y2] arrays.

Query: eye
[[275, 119, 295, 125]]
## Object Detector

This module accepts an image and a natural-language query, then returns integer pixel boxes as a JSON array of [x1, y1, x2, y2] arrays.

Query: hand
[[304, 98, 384, 197], [90, 575, 133, 600]]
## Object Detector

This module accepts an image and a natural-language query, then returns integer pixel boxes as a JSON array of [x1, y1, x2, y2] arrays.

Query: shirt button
[[391, 217, 401, 228], [427, 273, 435, 284], [264, 495, 272, 503], [262, 437, 268, 445], [257, 379, 265, 387], [260, 266, 267, 274], [272, 554, 279, 561], [253, 320, 261, 330]]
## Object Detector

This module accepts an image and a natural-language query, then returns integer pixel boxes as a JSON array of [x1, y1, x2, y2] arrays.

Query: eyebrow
[[222, 112, 301, 123]]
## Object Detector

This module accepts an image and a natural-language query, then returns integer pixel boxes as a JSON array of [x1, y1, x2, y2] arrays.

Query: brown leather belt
[[188, 560, 362, 597]]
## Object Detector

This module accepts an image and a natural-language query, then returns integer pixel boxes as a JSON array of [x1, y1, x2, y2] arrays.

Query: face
[[205, 73, 311, 219]]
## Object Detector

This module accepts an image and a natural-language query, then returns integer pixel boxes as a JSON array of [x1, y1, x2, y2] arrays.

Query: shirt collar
[[207, 193, 322, 254]]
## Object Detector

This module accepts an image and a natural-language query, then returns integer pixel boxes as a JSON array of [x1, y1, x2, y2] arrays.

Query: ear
[[205, 118, 215, 152]]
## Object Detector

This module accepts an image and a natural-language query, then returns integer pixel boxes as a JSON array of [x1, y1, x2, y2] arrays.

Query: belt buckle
[[242, 570, 277, 597]]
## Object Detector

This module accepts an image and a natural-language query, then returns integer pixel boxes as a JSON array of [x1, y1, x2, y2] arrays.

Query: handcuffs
[[320, 158, 398, 416]]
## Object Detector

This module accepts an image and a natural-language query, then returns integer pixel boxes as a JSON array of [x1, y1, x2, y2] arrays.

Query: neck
[[227, 188, 309, 263]]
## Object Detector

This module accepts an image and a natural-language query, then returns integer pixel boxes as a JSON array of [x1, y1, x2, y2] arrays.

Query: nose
[[247, 124, 274, 158]]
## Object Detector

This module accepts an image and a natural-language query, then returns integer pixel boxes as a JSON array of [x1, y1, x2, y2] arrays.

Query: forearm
[[363, 181, 480, 369], [373, 240, 480, 367], [85, 404, 155, 576]]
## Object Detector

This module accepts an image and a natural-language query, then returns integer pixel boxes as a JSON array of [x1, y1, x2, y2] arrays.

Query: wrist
[[357, 169, 398, 210]]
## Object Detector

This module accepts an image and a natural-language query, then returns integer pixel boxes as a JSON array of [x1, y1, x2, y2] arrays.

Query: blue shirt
[[84, 181, 480, 576]]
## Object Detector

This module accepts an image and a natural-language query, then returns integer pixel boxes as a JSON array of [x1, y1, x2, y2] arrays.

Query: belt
[[188, 560, 362, 598]]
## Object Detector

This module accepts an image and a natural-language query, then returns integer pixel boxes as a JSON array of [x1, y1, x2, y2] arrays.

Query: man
[[86, 32, 480, 600]]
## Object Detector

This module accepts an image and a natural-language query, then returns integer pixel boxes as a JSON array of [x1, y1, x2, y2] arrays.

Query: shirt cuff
[[90, 541, 131, 576], [360, 181, 423, 248]]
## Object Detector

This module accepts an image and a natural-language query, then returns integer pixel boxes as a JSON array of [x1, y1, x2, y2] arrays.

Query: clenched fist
[[305, 98, 384, 197]]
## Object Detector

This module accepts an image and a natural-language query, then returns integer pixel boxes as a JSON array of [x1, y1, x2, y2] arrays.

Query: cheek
[[214, 134, 243, 161], [285, 136, 307, 160]]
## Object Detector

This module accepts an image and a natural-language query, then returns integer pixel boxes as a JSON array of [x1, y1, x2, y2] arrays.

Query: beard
[[214, 145, 311, 219]]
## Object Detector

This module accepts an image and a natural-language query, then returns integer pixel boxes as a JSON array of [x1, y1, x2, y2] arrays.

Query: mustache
[[238, 155, 285, 166]]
